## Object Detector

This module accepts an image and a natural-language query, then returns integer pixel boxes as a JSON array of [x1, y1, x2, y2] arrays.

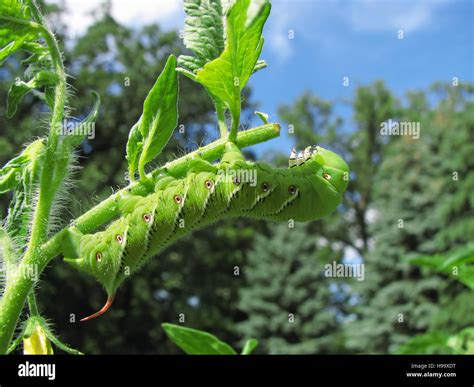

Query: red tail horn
[[80, 296, 114, 322]]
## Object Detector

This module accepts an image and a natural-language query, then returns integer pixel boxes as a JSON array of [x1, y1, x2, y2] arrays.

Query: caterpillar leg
[[220, 141, 247, 168], [162, 155, 216, 180], [186, 157, 217, 173], [61, 227, 84, 259], [117, 192, 147, 215]]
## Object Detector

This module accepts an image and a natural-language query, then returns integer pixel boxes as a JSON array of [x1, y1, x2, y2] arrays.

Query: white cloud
[[51, 0, 184, 36], [347, 0, 447, 33], [261, 0, 449, 61], [49, 0, 448, 60], [263, 5, 293, 60]]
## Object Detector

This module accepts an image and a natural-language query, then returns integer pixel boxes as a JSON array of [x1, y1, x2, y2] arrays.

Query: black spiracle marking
[[134, 214, 162, 269], [243, 190, 272, 213], [155, 193, 188, 252], [226, 185, 243, 211], [273, 190, 300, 216]]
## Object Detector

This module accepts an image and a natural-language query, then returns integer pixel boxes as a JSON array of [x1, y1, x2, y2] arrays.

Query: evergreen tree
[[345, 83, 474, 353], [237, 223, 345, 354], [236, 82, 397, 354]]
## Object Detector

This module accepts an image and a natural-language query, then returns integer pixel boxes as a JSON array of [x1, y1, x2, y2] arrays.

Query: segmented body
[[63, 143, 349, 309]]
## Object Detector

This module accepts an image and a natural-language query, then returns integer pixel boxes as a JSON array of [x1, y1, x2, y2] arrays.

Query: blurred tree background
[[1, 1, 473, 354]]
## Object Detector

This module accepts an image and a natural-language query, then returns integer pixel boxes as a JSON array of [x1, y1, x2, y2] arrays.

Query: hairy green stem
[[0, 123, 279, 353], [229, 108, 240, 142], [228, 82, 242, 142], [24, 0, 68, 251], [27, 293, 39, 317], [216, 103, 228, 138], [0, 2, 69, 353]]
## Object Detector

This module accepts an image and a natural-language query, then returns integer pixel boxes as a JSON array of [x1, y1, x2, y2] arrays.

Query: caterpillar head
[[283, 145, 349, 220], [64, 220, 129, 321], [311, 146, 349, 195]]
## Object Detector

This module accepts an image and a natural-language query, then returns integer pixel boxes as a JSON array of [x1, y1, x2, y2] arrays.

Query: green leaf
[[255, 111, 269, 124], [6, 70, 58, 118], [177, 55, 201, 80], [41, 320, 83, 355], [1, 4, 55, 114], [20, 42, 50, 66], [126, 117, 143, 181], [0, 0, 41, 64], [0, 156, 28, 194], [64, 91, 101, 148], [181, 0, 225, 66], [0, 139, 44, 194], [138, 55, 179, 178], [194, 0, 270, 137], [395, 331, 453, 354], [9, 316, 83, 355], [447, 327, 474, 354], [177, 0, 268, 79], [252, 59, 267, 73], [241, 338, 259, 355], [409, 243, 474, 290], [396, 327, 474, 354], [0, 0, 32, 18], [162, 323, 237, 355], [4, 139, 44, 244]]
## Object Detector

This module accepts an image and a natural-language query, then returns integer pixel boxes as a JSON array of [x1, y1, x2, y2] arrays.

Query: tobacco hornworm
[[62, 142, 349, 320]]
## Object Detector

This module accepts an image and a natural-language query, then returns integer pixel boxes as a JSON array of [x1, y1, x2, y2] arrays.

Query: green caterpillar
[[62, 142, 349, 320]]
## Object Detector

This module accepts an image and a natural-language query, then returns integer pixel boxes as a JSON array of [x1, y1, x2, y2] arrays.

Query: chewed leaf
[[138, 55, 179, 178], [162, 323, 237, 355]]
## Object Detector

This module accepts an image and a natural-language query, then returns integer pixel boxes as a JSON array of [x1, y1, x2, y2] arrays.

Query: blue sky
[[247, 0, 473, 154], [55, 0, 473, 155]]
